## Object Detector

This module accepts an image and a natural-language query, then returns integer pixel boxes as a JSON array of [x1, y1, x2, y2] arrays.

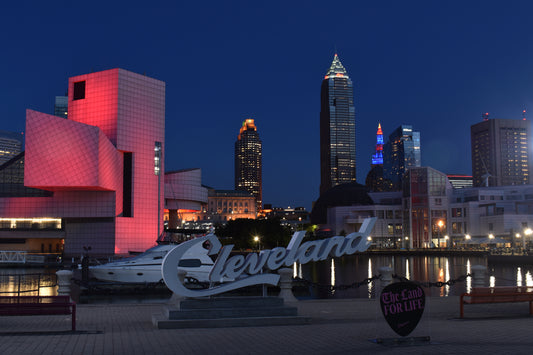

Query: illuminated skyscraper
[[366, 123, 392, 192], [0, 130, 23, 166], [383, 124, 421, 190], [320, 54, 356, 195], [372, 123, 384, 166], [235, 119, 262, 212], [471, 117, 532, 187]]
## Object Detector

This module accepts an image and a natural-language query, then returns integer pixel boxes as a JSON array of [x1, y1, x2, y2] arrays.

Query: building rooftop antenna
[[482, 112, 489, 121], [523, 108, 527, 120]]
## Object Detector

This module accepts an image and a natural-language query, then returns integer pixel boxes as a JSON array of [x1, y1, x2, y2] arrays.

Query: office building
[[0, 130, 23, 165], [320, 54, 356, 194], [54, 96, 68, 118], [366, 123, 392, 192], [235, 119, 262, 212], [383, 125, 421, 190], [471, 118, 532, 187]]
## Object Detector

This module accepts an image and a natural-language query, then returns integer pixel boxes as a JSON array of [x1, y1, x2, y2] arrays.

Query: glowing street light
[[253, 236, 260, 250], [437, 220, 444, 248]]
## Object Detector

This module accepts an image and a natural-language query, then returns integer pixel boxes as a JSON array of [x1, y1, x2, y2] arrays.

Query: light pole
[[254, 236, 260, 251], [437, 220, 444, 248], [525, 228, 532, 251]]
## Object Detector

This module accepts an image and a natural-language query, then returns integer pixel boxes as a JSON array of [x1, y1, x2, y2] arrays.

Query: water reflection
[[466, 260, 472, 293], [298, 254, 533, 299], [0, 268, 57, 296], [367, 259, 372, 298], [526, 271, 533, 286], [330, 259, 335, 295]]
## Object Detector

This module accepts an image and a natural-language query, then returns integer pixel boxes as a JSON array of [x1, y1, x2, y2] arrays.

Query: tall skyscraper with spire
[[320, 54, 356, 195], [372, 123, 384, 166], [235, 118, 262, 212]]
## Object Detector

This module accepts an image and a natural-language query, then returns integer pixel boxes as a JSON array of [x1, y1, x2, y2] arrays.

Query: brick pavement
[[0, 297, 532, 354]]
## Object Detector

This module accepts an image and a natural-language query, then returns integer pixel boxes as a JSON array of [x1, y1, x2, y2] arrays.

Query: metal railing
[[0, 251, 26, 263]]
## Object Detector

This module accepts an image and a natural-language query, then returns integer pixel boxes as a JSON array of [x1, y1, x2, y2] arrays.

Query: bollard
[[56, 270, 73, 298], [471, 265, 487, 288], [168, 269, 188, 304], [278, 268, 298, 303], [378, 266, 393, 294]]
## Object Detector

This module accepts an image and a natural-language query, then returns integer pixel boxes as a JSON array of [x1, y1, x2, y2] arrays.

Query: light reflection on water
[[298, 254, 533, 299], [0, 268, 57, 296]]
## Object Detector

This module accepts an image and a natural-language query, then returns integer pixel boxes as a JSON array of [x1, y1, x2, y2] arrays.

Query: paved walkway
[[0, 296, 532, 354]]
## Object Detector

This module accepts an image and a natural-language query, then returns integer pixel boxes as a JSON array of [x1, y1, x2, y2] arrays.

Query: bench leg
[[72, 305, 76, 331]]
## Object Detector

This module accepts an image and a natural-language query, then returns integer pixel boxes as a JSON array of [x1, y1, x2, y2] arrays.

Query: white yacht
[[89, 241, 215, 284]]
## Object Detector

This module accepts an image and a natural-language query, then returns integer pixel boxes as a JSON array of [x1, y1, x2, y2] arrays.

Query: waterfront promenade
[[0, 296, 532, 354]]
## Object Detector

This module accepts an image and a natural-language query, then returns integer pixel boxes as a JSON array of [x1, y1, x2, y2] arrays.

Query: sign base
[[370, 336, 430, 347]]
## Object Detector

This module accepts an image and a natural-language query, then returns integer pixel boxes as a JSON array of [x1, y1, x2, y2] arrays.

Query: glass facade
[[0, 153, 52, 197], [54, 96, 68, 118], [384, 125, 421, 190], [403, 167, 449, 248], [0, 130, 23, 166], [235, 119, 262, 212], [320, 54, 356, 194]]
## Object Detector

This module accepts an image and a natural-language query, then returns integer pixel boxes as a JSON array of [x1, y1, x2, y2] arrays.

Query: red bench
[[460, 286, 533, 318], [0, 295, 76, 331]]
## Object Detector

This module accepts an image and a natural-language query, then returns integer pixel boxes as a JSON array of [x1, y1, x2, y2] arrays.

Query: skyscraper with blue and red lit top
[[371, 123, 384, 166]]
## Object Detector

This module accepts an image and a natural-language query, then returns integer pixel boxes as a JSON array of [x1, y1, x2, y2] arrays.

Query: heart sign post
[[379, 281, 428, 341]]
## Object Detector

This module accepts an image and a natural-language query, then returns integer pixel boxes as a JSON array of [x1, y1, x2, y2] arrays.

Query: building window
[[73, 81, 86, 100]]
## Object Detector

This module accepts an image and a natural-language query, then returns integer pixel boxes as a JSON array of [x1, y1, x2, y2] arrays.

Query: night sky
[[2, 1, 533, 210]]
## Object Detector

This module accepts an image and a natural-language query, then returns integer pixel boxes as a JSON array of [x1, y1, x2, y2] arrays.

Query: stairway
[[153, 296, 310, 329]]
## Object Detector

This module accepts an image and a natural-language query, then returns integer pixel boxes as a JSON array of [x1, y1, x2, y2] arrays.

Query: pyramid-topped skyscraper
[[320, 54, 356, 194]]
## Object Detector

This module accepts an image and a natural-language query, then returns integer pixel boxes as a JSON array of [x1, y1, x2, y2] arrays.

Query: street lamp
[[253, 236, 260, 250], [524, 228, 532, 250], [437, 220, 444, 248]]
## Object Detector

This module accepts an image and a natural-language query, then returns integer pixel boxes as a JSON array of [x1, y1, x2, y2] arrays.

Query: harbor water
[[1, 254, 533, 300]]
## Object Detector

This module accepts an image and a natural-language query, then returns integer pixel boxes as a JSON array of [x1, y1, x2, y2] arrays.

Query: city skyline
[[2, 1, 533, 210]]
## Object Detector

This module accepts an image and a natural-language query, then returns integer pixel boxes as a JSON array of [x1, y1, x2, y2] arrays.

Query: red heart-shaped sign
[[380, 281, 425, 337]]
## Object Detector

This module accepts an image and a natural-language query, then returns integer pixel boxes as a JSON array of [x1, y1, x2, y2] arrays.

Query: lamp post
[[515, 233, 522, 251], [525, 228, 532, 251], [437, 220, 444, 248], [253, 236, 260, 251], [465, 234, 471, 249]]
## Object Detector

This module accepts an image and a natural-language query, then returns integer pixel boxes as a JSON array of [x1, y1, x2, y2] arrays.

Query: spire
[[324, 54, 349, 79], [372, 123, 384, 166]]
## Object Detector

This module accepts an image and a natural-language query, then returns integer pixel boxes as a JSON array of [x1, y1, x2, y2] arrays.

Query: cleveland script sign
[[162, 217, 376, 298]]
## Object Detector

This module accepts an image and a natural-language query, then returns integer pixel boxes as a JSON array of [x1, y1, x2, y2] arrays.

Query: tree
[[215, 218, 292, 250]]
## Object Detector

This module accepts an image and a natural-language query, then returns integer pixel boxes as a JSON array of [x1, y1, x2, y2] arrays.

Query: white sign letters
[[162, 217, 376, 298]]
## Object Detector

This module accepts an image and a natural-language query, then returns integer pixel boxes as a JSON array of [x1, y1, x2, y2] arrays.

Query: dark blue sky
[[2, 1, 533, 210]]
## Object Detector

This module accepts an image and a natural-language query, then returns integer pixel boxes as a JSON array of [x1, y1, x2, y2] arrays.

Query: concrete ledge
[[152, 313, 311, 329]]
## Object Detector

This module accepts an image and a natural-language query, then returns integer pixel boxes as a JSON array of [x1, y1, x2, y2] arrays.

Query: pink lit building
[[0, 69, 165, 256]]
